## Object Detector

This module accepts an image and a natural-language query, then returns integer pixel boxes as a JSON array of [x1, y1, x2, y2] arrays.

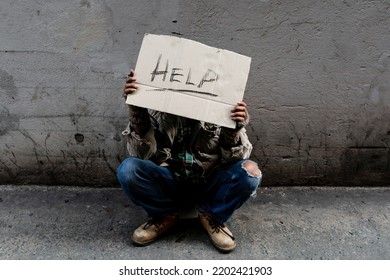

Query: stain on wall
[[0, 69, 18, 97]]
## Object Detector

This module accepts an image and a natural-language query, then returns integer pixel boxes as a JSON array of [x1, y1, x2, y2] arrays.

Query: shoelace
[[143, 217, 164, 230], [207, 216, 235, 241]]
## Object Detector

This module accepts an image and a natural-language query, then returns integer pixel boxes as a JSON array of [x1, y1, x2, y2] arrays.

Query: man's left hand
[[231, 101, 249, 128]]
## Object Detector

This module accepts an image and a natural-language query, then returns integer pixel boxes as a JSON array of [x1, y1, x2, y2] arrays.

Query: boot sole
[[131, 235, 158, 246], [210, 238, 236, 253]]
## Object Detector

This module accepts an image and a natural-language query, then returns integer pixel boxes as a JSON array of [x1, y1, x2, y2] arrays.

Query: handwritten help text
[[149, 54, 219, 97]]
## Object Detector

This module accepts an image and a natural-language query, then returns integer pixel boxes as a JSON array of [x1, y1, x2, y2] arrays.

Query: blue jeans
[[117, 157, 262, 223]]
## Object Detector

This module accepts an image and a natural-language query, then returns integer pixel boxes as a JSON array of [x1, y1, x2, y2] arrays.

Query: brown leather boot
[[132, 215, 179, 246], [198, 213, 236, 252]]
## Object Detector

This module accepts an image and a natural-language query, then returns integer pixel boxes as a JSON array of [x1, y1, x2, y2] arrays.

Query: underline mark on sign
[[147, 88, 218, 97]]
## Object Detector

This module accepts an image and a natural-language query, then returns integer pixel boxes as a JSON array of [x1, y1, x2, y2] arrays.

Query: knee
[[117, 157, 141, 185], [240, 160, 262, 193], [242, 160, 262, 178]]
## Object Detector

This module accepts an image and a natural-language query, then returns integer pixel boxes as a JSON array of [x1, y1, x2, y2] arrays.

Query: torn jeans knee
[[241, 160, 262, 198]]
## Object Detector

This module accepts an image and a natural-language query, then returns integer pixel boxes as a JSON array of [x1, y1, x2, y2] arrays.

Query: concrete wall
[[1, 0, 389, 186]]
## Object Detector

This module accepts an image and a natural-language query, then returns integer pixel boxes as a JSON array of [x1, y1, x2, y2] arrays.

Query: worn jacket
[[122, 106, 253, 178]]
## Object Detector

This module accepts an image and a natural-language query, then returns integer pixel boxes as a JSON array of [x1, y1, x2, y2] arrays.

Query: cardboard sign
[[126, 34, 251, 128]]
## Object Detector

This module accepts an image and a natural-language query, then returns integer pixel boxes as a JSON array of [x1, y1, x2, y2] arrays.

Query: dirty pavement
[[1, 185, 389, 260]]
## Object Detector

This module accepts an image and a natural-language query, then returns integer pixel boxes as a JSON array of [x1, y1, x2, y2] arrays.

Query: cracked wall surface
[[1, 0, 389, 186]]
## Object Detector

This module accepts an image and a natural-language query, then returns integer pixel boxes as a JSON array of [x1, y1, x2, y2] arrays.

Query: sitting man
[[117, 69, 262, 252]]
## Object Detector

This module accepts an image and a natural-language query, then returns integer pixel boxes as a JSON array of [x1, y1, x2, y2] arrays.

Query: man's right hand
[[123, 69, 138, 99], [124, 69, 150, 137]]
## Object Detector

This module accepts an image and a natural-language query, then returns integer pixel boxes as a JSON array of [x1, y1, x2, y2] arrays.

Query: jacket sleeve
[[220, 127, 253, 162], [121, 105, 157, 159]]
